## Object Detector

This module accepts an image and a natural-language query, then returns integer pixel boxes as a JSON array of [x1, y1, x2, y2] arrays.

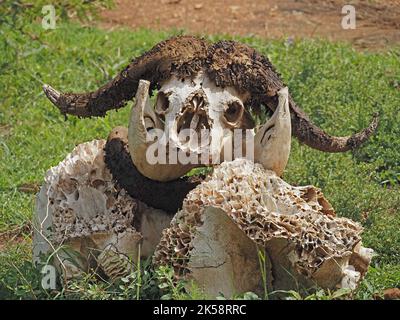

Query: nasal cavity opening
[[177, 94, 210, 145], [177, 110, 210, 133]]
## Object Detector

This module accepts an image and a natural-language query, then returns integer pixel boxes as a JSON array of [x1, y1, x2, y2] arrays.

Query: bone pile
[[153, 158, 374, 297]]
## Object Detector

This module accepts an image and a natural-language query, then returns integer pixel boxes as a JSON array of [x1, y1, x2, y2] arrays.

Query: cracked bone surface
[[33, 139, 172, 282], [128, 75, 254, 182], [153, 158, 373, 298]]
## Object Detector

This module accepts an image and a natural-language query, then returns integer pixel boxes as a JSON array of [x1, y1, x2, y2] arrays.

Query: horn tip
[[278, 86, 289, 96], [42, 84, 61, 105], [347, 113, 380, 150], [138, 79, 150, 85], [137, 79, 151, 92]]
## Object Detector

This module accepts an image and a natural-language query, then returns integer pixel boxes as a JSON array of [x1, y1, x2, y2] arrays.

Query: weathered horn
[[42, 36, 208, 118], [289, 97, 379, 153], [206, 40, 379, 153]]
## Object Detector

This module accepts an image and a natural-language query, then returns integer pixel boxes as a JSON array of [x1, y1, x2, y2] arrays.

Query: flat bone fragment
[[188, 206, 272, 298], [153, 158, 374, 298]]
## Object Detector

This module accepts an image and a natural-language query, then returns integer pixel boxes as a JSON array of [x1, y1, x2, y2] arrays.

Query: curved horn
[[128, 80, 195, 182], [254, 87, 291, 176], [288, 97, 379, 152], [43, 36, 208, 118], [206, 40, 378, 153]]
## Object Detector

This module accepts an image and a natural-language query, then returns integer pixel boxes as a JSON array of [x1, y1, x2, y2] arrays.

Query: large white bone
[[254, 87, 291, 176], [128, 80, 194, 181]]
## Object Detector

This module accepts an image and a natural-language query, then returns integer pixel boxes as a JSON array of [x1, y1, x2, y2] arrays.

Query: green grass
[[0, 21, 399, 299]]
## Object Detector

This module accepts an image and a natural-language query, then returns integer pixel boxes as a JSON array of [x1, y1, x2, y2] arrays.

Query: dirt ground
[[100, 0, 400, 50], [0, 223, 31, 252]]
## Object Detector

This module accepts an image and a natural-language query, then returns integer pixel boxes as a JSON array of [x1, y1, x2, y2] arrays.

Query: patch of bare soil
[[374, 288, 400, 300], [100, 0, 400, 50], [0, 223, 31, 252]]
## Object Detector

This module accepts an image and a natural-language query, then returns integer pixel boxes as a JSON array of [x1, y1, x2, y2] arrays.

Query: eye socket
[[223, 101, 244, 126], [155, 91, 170, 115]]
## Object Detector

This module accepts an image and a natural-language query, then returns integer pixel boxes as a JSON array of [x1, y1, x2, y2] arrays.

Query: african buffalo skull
[[127, 73, 289, 181], [43, 36, 378, 181]]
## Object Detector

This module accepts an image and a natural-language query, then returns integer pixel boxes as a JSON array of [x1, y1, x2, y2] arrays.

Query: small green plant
[[217, 292, 261, 300], [257, 246, 269, 300], [273, 288, 352, 300], [155, 265, 187, 300]]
